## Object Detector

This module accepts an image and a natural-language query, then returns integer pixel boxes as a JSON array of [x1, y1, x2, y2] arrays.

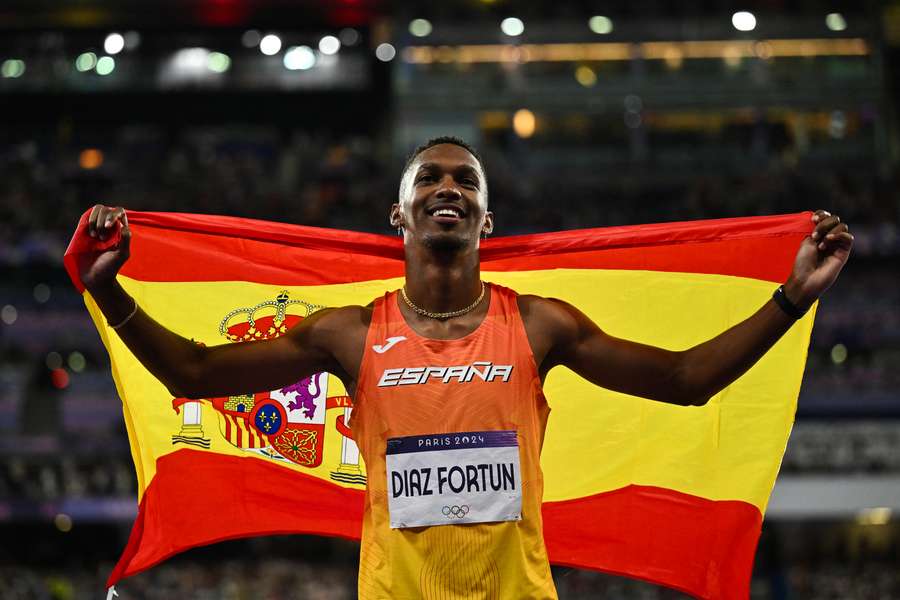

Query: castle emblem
[[171, 291, 366, 485]]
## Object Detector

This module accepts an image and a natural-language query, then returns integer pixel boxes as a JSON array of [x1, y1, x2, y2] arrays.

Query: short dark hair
[[401, 136, 488, 197]]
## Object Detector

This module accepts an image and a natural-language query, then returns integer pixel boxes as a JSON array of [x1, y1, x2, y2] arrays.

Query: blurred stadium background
[[1, 0, 899, 598]]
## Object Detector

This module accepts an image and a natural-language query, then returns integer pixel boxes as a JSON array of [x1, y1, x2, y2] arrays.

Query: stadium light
[[857, 507, 891, 526], [95, 56, 115, 76], [339, 28, 360, 46], [1, 304, 17, 325], [574, 65, 597, 87], [731, 11, 757, 32], [409, 19, 433, 38], [375, 43, 396, 62], [513, 108, 535, 138], [501, 17, 525, 37], [826, 13, 847, 32], [68, 351, 87, 373], [1, 59, 25, 78], [242, 30, 261, 48], [33, 283, 50, 303], [284, 46, 316, 70], [124, 31, 141, 50], [259, 34, 282, 56], [831, 343, 847, 364], [207, 52, 231, 73], [318, 35, 340, 55], [46, 351, 63, 370], [104, 33, 125, 55], [588, 16, 613, 35], [75, 52, 97, 72], [54, 513, 73, 532]]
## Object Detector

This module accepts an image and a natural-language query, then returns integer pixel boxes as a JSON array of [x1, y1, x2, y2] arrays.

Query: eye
[[416, 174, 435, 184], [462, 177, 478, 188]]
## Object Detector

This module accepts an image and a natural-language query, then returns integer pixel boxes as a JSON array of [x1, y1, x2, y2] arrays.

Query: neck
[[402, 241, 483, 314]]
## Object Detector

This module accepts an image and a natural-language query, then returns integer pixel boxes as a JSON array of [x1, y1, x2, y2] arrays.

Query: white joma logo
[[373, 336, 407, 354]]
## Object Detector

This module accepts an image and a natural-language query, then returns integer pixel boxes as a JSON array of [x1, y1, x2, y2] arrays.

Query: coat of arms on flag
[[171, 291, 365, 484]]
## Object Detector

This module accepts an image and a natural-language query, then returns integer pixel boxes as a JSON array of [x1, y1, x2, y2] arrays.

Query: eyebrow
[[416, 162, 482, 181]]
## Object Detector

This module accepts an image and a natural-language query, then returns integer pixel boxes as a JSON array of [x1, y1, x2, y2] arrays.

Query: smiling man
[[81, 136, 853, 599]]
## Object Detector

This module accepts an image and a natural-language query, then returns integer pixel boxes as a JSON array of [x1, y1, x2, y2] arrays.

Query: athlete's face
[[391, 144, 493, 252]]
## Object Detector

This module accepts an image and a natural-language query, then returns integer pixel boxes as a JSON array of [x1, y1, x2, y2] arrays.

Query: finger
[[88, 205, 101, 237], [105, 206, 124, 228], [119, 210, 131, 252], [818, 231, 853, 251], [824, 231, 854, 250], [825, 223, 849, 239], [97, 206, 115, 241], [811, 215, 840, 239], [812, 209, 831, 223]]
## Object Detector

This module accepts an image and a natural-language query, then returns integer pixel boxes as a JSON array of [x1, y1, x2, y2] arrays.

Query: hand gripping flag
[[64, 210, 816, 599]]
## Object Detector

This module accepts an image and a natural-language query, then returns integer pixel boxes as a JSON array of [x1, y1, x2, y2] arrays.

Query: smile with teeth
[[432, 208, 463, 219]]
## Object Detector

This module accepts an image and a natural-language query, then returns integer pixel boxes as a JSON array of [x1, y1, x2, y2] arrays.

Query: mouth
[[427, 204, 466, 224]]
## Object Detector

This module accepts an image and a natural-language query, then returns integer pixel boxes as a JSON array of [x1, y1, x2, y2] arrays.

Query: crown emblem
[[219, 291, 325, 342]]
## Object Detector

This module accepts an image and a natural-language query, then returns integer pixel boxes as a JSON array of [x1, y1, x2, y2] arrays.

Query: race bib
[[385, 430, 522, 529]]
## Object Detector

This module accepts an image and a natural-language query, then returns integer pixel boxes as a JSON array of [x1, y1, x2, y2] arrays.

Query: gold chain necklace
[[401, 281, 486, 320]]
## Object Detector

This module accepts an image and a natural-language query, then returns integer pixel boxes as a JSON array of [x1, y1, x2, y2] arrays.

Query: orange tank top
[[350, 283, 557, 600]]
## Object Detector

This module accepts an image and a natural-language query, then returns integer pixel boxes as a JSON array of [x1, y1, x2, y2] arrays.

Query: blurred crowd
[[1, 124, 899, 262], [2, 559, 898, 600]]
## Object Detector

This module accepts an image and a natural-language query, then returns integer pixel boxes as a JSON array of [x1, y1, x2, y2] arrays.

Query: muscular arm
[[79, 204, 366, 400], [91, 280, 360, 399], [529, 295, 795, 406], [526, 210, 853, 406]]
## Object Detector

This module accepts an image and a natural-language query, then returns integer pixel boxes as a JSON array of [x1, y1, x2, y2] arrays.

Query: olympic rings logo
[[442, 505, 470, 519]]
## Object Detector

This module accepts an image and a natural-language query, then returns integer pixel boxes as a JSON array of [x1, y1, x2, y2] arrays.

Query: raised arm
[[79, 205, 364, 399], [532, 210, 852, 406]]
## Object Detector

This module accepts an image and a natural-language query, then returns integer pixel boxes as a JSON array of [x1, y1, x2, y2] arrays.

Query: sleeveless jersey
[[350, 283, 558, 600]]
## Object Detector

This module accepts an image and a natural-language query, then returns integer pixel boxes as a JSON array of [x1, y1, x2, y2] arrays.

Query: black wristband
[[773, 285, 807, 320]]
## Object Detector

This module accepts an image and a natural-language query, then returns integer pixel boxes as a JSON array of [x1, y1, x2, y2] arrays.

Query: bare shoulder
[[286, 303, 372, 385], [516, 294, 583, 371], [517, 294, 581, 333], [294, 304, 372, 344]]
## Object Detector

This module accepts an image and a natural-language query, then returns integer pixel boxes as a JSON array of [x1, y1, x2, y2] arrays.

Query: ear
[[482, 211, 494, 236], [389, 203, 403, 229]]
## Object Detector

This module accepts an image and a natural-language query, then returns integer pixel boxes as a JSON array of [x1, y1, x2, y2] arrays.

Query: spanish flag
[[64, 210, 815, 599]]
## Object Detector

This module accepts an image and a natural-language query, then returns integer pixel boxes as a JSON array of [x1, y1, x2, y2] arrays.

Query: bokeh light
[[79, 148, 104, 169], [500, 18, 525, 37], [283, 46, 316, 70], [68, 351, 87, 373], [95, 56, 115, 76], [54, 514, 73, 532], [409, 19, 433, 38], [1, 305, 17, 325], [318, 35, 340, 55], [375, 43, 396, 62], [104, 33, 125, 55], [588, 16, 613, 35], [732, 11, 757, 32], [1, 59, 25, 78], [207, 52, 231, 73], [259, 34, 282, 56], [75, 52, 97, 72], [513, 108, 536, 138], [50, 368, 70, 389]]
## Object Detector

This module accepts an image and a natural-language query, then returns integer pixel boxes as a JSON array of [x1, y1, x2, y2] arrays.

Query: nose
[[435, 176, 462, 201]]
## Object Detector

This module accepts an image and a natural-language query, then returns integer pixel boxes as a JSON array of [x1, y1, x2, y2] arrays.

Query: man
[[81, 136, 852, 599]]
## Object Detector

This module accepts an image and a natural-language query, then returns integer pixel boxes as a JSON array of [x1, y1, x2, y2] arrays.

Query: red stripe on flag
[[65, 210, 813, 291], [108, 449, 364, 587], [542, 484, 762, 600]]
